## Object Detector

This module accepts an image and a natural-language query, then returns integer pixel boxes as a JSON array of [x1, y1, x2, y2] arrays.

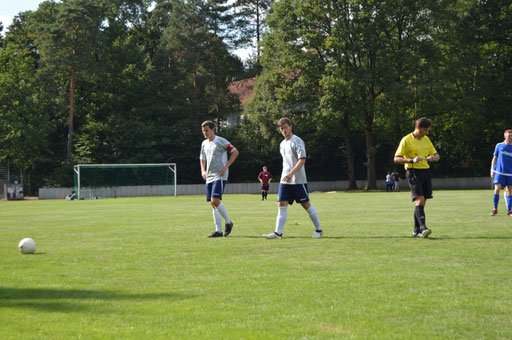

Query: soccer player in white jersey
[[490, 129, 512, 216], [263, 117, 323, 239], [200, 120, 239, 237]]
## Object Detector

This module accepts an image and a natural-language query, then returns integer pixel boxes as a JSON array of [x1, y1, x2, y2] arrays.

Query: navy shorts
[[406, 169, 433, 201], [206, 180, 227, 201], [493, 173, 512, 187], [277, 183, 310, 204]]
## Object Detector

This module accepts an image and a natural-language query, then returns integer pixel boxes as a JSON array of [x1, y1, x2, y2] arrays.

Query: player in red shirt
[[257, 166, 273, 200]]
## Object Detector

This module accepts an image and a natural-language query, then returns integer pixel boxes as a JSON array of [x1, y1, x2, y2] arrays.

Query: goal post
[[73, 163, 177, 199]]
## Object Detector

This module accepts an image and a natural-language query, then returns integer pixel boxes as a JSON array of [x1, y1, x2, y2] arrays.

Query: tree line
[[0, 0, 511, 193]]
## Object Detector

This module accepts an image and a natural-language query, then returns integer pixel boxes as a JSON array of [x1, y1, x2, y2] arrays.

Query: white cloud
[[1, 15, 13, 28], [1, 15, 13, 36]]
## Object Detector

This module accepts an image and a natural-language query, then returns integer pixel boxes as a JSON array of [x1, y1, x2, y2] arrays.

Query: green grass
[[1, 190, 511, 339]]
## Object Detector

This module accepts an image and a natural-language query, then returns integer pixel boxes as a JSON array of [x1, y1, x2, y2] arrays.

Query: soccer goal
[[73, 164, 177, 199]]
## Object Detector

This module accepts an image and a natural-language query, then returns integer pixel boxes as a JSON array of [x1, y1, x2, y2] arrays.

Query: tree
[[0, 40, 54, 180], [36, 0, 106, 161], [232, 0, 274, 67]]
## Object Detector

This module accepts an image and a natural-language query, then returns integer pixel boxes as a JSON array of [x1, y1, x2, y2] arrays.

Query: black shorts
[[406, 169, 433, 201], [261, 185, 269, 191]]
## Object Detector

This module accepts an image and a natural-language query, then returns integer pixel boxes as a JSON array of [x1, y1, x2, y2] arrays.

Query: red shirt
[[258, 171, 273, 186]]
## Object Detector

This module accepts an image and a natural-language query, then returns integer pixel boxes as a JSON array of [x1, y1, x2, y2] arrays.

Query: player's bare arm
[[426, 153, 440, 162], [218, 149, 239, 176], [490, 156, 497, 178], [394, 155, 422, 164], [200, 160, 207, 180], [282, 158, 306, 182]]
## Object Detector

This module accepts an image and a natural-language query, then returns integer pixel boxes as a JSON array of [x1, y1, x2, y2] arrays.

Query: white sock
[[504, 191, 509, 210], [217, 203, 231, 224], [307, 205, 322, 231], [212, 208, 222, 233], [275, 206, 287, 235]]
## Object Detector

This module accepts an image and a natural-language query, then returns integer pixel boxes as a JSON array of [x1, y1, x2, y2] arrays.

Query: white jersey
[[280, 134, 307, 184], [200, 136, 236, 183]]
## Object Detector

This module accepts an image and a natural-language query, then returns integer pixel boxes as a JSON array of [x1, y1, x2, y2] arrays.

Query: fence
[[37, 177, 493, 199]]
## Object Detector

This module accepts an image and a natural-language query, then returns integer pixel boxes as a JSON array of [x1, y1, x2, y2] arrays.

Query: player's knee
[[414, 196, 426, 206], [301, 201, 311, 210]]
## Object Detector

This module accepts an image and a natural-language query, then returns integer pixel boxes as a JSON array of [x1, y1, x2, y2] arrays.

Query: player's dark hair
[[201, 120, 215, 130], [278, 117, 292, 126], [415, 117, 432, 129]]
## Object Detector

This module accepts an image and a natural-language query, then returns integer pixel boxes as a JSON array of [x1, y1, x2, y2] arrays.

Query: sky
[[0, 0, 252, 60], [0, 0, 43, 32]]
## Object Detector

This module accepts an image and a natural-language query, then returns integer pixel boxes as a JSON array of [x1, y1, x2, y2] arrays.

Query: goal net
[[73, 163, 177, 199]]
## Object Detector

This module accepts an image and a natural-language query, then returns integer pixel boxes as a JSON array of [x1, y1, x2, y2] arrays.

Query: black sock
[[414, 205, 426, 228], [262, 192, 265, 199], [414, 213, 420, 233], [264, 192, 267, 199]]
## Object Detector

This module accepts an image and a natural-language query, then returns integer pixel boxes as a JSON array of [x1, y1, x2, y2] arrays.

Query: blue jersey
[[493, 142, 512, 176]]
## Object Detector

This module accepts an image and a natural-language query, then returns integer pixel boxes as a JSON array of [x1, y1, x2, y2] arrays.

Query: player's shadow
[[234, 235, 512, 240], [0, 287, 195, 312], [425, 236, 512, 240], [235, 235, 411, 239]]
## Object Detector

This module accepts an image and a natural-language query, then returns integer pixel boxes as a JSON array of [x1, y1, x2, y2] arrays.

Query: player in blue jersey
[[490, 129, 512, 216], [263, 117, 323, 239], [200, 120, 239, 237]]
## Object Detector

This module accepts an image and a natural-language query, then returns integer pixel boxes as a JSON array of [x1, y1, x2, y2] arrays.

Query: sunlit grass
[[1, 190, 511, 338]]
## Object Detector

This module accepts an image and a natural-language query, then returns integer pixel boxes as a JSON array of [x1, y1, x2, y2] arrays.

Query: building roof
[[228, 77, 255, 106]]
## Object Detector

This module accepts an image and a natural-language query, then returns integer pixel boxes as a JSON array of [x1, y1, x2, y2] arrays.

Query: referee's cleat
[[412, 231, 421, 237], [419, 227, 432, 238], [208, 231, 223, 238], [224, 222, 234, 237], [312, 230, 323, 238], [490, 209, 498, 216], [263, 232, 282, 239]]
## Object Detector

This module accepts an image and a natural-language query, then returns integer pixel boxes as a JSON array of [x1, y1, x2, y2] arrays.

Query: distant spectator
[[392, 172, 400, 192], [385, 172, 394, 192]]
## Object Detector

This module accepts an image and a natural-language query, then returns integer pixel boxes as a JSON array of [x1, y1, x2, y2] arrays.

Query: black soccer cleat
[[224, 222, 234, 237], [208, 231, 223, 238]]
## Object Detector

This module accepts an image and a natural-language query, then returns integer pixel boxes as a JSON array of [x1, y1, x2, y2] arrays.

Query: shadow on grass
[[0, 287, 196, 312], [233, 235, 512, 240], [234, 235, 413, 239]]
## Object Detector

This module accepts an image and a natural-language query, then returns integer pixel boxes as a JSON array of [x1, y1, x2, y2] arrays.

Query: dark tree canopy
[[0, 0, 511, 193]]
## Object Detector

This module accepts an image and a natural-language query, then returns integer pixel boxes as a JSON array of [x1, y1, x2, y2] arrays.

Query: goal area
[[73, 164, 177, 199]]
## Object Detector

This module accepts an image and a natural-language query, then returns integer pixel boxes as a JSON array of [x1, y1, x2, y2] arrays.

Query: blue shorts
[[277, 183, 310, 204], [206, 180, 227, 201], [493, 173, 512, 187]]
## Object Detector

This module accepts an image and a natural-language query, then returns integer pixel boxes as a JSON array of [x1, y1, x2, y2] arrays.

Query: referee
[[394, 117, 440, 238]]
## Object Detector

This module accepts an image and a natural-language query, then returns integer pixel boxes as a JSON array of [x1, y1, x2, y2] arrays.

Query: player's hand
[[218, 167, 227, 176], [413, 156, 422, 163], [282, 174, 291, 182], [490, 170, 494, 178], [426, 155, 435, 162], [201, 171, 207, 180]]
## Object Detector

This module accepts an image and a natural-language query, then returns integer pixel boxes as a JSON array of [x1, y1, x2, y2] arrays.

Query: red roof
[[228, 78, 255, 106]]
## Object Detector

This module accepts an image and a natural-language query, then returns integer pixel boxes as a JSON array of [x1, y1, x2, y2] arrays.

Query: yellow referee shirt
[[395, 133, 437, 170]]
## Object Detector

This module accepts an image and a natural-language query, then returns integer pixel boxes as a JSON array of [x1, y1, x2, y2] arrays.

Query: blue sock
[[507, 196, 512, 212], [493, 194, 499, 210]]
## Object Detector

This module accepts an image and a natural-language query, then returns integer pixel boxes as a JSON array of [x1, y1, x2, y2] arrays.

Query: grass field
[[1, 190, 511, 339]]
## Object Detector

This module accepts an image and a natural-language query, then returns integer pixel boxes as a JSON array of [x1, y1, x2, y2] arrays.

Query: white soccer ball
[[18, 238, 36, 254]]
